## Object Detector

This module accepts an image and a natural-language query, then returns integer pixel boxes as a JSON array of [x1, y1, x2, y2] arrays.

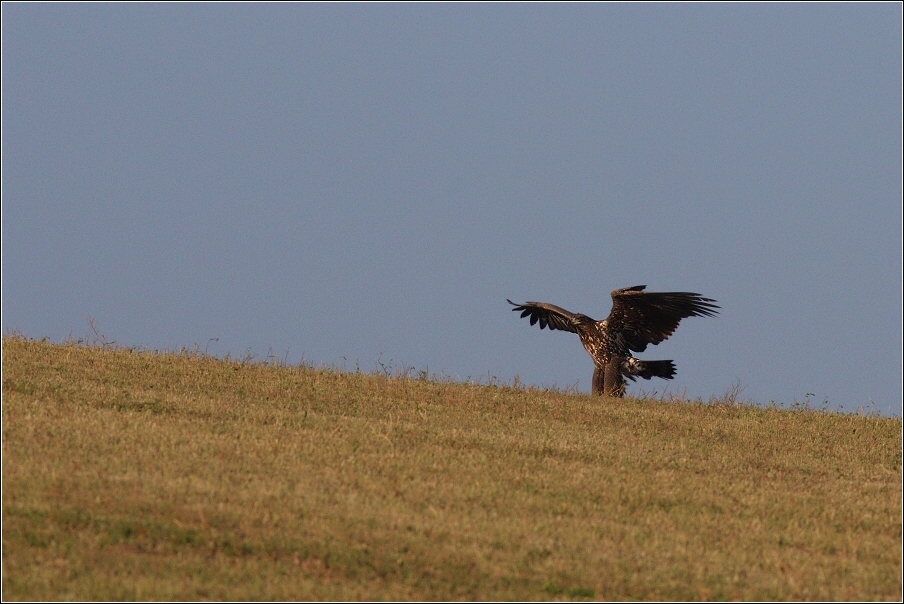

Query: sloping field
[[2, 337, 901, 600]]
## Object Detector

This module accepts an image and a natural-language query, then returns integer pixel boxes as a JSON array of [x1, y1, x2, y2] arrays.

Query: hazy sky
[[3, 4, 902, 415]]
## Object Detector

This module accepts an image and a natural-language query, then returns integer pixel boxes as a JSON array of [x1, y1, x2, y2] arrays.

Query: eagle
[[508, 285, 719, 397]]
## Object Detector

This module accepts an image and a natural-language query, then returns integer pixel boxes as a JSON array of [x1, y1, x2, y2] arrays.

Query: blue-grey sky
[[3, 4, 901, 415]]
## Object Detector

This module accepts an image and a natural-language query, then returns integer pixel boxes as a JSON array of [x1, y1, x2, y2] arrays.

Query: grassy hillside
[[2, 336, 901, 601]]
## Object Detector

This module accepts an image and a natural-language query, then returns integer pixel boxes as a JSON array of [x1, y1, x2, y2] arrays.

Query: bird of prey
[[508, 285, 719, 397]]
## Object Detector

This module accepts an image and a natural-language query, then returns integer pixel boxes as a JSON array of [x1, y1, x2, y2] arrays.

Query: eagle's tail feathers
[[622, 358, 676, 381]]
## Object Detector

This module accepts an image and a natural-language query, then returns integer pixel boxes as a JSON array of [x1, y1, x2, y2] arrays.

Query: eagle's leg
[[592, 363, 625, 397], [591, 365, 605, 395], [603, 361, 626, 398]]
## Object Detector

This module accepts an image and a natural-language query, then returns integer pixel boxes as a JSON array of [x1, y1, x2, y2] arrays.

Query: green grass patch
[[2, 336, 901, 600]]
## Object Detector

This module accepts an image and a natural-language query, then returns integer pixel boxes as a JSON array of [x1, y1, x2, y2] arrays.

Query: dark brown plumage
[[508, 285, 719, 397]]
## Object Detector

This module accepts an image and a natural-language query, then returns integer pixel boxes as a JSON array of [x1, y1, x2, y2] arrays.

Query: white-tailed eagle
[[508, 285, 719, 397]]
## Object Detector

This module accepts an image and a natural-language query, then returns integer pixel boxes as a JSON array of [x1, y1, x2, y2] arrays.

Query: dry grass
[[2, 336, 901, 600]]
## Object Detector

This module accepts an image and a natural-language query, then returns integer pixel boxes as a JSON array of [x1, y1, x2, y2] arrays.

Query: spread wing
[[507, 300, 589, 333], [605, 285, 719, 353]]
